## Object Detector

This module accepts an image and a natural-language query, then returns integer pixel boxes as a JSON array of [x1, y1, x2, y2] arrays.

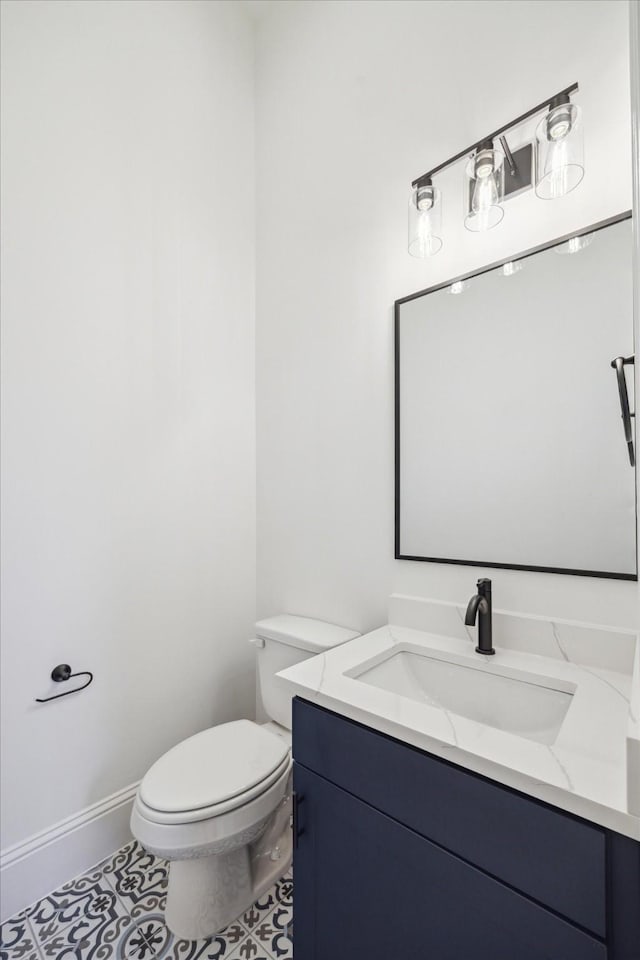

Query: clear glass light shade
[[464, 148, 505, 232], [408, 184, 443, 257], [535, 103, 584, 199]]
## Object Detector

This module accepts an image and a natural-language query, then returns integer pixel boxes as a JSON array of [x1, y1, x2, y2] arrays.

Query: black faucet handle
[[477, 578, 492, 595]]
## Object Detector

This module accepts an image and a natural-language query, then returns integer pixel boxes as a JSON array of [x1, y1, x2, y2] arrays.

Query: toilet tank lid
[[254, 614, 360, 653]]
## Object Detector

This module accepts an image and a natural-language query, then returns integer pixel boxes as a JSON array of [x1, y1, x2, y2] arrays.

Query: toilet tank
[[252, 615, 360, 729]]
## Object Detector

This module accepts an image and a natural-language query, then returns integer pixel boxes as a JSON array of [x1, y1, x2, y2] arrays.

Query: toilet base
[[164, 805, 293, 940], [166, 848, 253, 940]]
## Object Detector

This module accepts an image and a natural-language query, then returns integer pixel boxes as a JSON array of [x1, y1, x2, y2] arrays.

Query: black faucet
[[465, 579, 494, 655]]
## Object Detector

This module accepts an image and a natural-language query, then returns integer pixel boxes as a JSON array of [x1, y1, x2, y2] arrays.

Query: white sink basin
[[278, 610, 638, 838], [348, 646, 576, 745]]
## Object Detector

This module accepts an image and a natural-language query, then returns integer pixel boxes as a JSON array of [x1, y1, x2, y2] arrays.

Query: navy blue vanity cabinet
[[292, 697, 640, 960]]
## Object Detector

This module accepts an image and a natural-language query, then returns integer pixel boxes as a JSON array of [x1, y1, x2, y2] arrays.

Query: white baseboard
[[0, 782, 140, 923]]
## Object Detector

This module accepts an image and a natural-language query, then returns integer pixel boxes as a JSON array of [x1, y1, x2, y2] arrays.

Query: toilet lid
[[140, 720, 289, 814]]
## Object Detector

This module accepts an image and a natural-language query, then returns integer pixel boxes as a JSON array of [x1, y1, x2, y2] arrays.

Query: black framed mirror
[[395, 211, 636, 580]]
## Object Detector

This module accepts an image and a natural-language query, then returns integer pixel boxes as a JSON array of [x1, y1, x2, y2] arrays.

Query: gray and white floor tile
[[1, 844, 293, 960], [1, 912, 39, 960]]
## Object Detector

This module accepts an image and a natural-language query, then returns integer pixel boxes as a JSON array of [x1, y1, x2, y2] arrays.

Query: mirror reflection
[[395, 214, 636, 579]]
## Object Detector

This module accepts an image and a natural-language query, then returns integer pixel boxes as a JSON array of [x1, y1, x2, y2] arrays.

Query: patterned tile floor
[[0, 841, 293, 960]]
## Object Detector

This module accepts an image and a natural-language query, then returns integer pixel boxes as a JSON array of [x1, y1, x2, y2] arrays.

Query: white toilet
[[130, 614, 359, 940]]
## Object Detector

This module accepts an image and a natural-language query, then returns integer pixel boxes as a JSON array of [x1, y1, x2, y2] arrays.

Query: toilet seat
[[138, 720, 291, 825], [137, 753, 291, 824]]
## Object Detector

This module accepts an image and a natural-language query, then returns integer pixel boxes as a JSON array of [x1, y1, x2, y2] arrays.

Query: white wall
[[0, 0, 256, 901], [255, 0, 637, 635]]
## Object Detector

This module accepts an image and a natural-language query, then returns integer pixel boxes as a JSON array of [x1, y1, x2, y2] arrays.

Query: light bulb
[[543, 139, 571, 199], [408, 181, 442, 257], [416, 185, 434, 211], [415, 210, 441, 256], [472, 174, 499, 214], [470, 174, 500, 231], [464, 144, 504, 232], [474, 149, 494, 179], [546, 103, 573, 142]]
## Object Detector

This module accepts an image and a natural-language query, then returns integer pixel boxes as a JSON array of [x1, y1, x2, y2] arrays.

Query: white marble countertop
[[278, 596, 640, 840]]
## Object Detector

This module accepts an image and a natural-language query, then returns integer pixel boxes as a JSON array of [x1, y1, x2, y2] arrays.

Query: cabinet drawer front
[[294, 764, 607, 960], [293, 697, 607, 937]]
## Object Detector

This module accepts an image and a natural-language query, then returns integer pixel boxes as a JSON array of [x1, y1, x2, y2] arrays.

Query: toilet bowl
[[131, 720, 292, 939], [131, 615, 360, 940]]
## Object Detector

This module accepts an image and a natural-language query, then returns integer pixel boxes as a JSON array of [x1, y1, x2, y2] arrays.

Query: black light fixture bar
[[412, 82, 579, 187]]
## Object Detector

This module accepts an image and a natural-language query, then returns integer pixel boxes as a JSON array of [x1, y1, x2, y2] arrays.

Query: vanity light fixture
[[408, 83, 581, 256]]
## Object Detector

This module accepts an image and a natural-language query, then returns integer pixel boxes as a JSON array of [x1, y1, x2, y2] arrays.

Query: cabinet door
[[293, 764, 607, 960], [293, 696, 606, 935]]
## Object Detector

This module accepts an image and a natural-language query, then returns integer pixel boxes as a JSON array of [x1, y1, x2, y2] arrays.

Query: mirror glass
[[395, 214, 636, 579]]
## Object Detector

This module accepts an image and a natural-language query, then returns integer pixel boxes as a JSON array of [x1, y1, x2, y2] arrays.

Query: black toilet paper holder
[[35, 664, 94, 703]]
